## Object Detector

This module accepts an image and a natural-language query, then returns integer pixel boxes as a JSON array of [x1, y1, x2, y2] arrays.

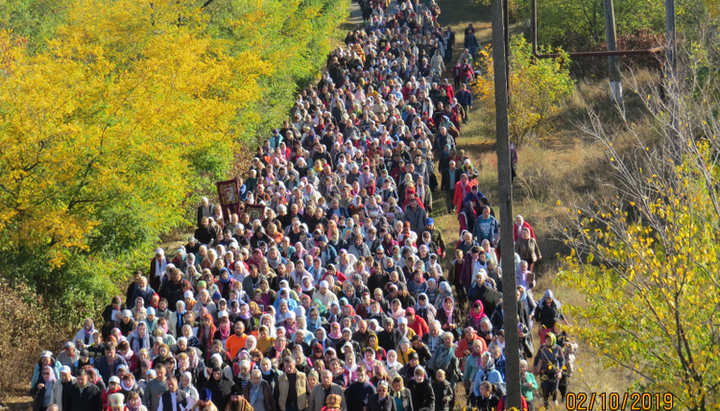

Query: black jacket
[[390, 388, 413, 411], [441, 168, 462, 190], [377, 328, 402, 352], [534, 300, 565, 329], [160, 390, 188, 411], [63, 382, 102, 411], [407, 379, 435, 411], [368, 393, 396, 411], [432, 379, 453, 411], [345, 381, 377, 411]]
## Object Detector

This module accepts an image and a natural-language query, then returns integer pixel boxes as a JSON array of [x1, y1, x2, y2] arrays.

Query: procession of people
[[30, 1, 578, 410]]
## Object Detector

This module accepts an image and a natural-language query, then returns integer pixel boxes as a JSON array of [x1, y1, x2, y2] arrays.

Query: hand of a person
[[38, 383, 45, 390]]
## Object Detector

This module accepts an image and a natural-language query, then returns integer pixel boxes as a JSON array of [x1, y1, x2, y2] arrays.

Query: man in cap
[[58, 341, 79, 367], [53, 365, 76, 411], [421, 218, 446, 258]]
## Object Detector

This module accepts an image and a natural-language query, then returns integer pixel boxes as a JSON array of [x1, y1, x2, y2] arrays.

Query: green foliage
[[473, 36, 575, 145], [518, 0, 666, 52], [0, 0, 347, 326]]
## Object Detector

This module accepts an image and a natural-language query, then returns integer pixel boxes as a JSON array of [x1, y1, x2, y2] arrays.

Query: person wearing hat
[[118, 309, 136, 336], [534, 289, 568, 345], [404, 308, 428, 339], [420, 219, 446, 259], [50, 365, 76, 411], [321, 393, 344, 411], [397, 351, 419, 381], [308, 370, 346, 411], [193, 388, 218, 411], [202, 366, 234, 411], [58, 342, 79, 367], [102, 375, 123, 410], [150, 248, 168, 291], [533, 332, 564, 409]]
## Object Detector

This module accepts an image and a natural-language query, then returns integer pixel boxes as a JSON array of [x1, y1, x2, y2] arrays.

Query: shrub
[[0, 280, 69, 397]]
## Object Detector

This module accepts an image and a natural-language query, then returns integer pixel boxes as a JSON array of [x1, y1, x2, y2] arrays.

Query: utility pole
[[666, 0, 676, 72], [491, 0, 521, 408], [604, 0, 622, 104]]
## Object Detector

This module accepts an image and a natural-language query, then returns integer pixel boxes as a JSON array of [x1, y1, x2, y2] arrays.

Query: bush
[[0, 280, 69, 397]]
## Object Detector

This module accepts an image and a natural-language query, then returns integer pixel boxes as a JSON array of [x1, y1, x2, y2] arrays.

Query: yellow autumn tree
[[473, 35, 574, 145], [0, 0, 345, 319], [558, 55, 720, 409]]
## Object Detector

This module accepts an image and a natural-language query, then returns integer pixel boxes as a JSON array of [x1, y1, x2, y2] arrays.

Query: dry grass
[[428, 0, 666, 404]]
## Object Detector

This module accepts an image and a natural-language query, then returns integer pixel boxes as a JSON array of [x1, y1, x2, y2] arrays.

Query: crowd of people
[[30, 1, 578, 410]]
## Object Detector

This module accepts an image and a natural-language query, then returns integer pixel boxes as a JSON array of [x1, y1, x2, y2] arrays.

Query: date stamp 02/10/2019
[[564, 392, 675, 411]]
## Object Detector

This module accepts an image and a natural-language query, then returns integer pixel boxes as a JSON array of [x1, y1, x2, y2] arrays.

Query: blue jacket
[[472, 215, 499, 244], [473, 368, 504, 396], [456, 90, 473, 107]]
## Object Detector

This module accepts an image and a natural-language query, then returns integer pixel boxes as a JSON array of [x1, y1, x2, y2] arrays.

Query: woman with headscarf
[[435, 297, 461, 339], [312, 327, 331, 351], [414, 293, 437, 323], [198, 314, 218, 360], [428, 332, 460, 385], [433, 282, 453, 309], [385, 350, 403, 379], [306, 307, 327, 335], [203, 366, 235, 411], [388, 299, 405, 322], [216, 268, 236, 300], [366, 331, 386, 361], [458, 201, 476, 235], [327, 322, 344, 349], [128, 321, 152, 352], [31, 365, 56, 411], [180, 371, 200, 401]]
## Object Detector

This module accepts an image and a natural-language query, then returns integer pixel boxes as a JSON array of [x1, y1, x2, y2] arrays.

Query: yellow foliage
[[472, 36, 574, 145]]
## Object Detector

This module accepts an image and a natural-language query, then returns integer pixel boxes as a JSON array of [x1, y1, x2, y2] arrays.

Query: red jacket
[[453, 180, 477, 213], [408, 316, 429, 338], [513, 221, 536, 242]]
